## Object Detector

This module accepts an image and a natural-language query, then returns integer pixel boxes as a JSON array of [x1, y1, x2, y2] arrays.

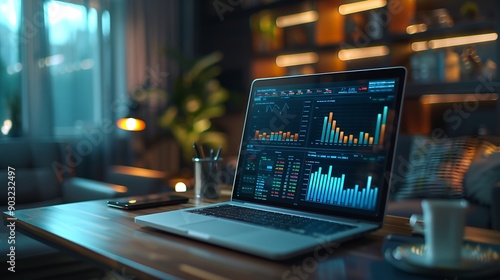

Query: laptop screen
[[232, 67, 406, 222]]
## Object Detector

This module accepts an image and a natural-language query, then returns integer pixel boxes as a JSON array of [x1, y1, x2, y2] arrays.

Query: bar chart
[[318, 106, 388, 146], [253, 130, 299, 141], [248, 100, 309, 144], [305, 165, 378, 210]]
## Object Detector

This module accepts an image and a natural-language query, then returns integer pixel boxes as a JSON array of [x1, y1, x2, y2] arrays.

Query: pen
[[213, 147, 222, 161], [209, 148, 214, 170], [193, 142, 202, 159]]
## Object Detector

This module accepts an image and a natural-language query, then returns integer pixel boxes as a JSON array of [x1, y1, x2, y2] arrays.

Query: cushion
[[31, 142, 63, 167], [464, 141, 500, 206], [393, 136, 478, 200], [0, 142, 33, 168], [35, 168, 62, 201]]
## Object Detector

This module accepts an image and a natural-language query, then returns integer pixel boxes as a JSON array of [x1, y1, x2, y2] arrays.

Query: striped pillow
[[394, 136, 478, 200]]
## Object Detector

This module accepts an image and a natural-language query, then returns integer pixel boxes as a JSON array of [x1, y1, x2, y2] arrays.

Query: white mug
[[410, 199, 468, 265]]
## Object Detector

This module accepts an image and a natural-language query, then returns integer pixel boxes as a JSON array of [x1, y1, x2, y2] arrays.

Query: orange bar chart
[[254, 130, 299, 141]]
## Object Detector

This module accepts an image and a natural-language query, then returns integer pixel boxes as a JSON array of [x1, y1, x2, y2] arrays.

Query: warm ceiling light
[[338, 46, 389, 61], [116, 117, 146, 131], [338, 0, 387, 15], [411, 41, 428, 52], [276, 11, 319, 28], [406, 23, 427, 34], [420, 93, 499, 104], [428, 33, 498, 49], [276, 52, 319, 67]]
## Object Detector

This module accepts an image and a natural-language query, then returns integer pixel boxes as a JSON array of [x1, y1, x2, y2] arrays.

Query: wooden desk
[[3, 196, 500, 280]]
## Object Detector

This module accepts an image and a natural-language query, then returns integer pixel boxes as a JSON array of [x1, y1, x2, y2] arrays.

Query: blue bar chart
[[305, 166, 378, 210], [318, 106, 388, 146]]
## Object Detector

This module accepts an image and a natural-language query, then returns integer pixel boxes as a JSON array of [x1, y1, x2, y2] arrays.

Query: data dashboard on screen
[[234, 77, 400, 217]]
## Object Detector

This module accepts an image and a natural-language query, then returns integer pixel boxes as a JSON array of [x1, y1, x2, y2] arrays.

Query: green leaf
[[158, 107, 178, 127], [184, 52, 223, 86], [196, 106, 226, 120], [207, 88, 229, 105]]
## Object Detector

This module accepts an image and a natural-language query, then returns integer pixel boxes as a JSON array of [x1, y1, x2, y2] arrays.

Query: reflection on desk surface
[[3, 198, 500, 280]]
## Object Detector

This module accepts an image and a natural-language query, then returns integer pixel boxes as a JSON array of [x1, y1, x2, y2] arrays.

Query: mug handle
[[409, 214, 424, 233]]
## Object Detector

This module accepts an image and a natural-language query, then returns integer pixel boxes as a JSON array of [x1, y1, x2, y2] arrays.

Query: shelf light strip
[[412, 32, 498, 52], [276, 11, 319, 28], [276, 52, 319, 67], [420, 93, 499, 104], [406, 23, 427, 35], [338, 46, 389, 61], [411, 41, 428, 52], [338, 0, 387, 16]]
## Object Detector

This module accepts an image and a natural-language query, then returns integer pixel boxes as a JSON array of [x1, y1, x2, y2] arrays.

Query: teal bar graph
[[306, 167, 377, 210], [374, 114, 381, 145], [318, 106, 388, 146]]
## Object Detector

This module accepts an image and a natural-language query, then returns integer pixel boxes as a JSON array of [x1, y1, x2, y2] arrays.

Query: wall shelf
[[405, 81, 500, 98], [198, 0, 500, 135], [388, 20, 497, 41]]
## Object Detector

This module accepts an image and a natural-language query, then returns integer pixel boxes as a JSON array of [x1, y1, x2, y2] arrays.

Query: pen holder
[[192, 157, 223, 204]]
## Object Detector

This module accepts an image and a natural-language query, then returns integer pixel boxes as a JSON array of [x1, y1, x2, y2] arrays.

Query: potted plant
[[158, 51, 229, 163]]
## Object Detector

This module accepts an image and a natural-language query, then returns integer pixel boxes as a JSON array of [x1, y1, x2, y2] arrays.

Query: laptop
[[135, 66, 406, 260]]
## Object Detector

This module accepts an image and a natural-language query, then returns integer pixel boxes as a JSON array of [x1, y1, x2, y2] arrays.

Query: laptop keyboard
[[187, 205, 356, 237]]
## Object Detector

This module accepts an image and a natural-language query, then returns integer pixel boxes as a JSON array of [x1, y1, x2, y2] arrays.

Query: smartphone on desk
[[107, 194, 189, 210]]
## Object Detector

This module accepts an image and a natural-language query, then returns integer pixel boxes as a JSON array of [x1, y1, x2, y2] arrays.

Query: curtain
[[123, 0, 182, 172], [126, 0, 179, 96]]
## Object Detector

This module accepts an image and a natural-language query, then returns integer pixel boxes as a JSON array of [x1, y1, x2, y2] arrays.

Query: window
[[43, 0, 107, 135], [0, 0, 21, 136], [0, 0, 122, 138]]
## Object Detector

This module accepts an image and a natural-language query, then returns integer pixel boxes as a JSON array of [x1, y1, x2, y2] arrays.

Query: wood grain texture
[[3, 195, 500, 280]]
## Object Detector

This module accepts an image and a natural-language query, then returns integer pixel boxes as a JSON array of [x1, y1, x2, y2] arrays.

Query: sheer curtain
[[44, 0, 105, 135], [2, 0, 117, 138], [119, 0, 182, 172], [1, 0, 184, 175], [6, 0, 127, 179], [125, 0, 180, 106], [8, 0, 123, 139]]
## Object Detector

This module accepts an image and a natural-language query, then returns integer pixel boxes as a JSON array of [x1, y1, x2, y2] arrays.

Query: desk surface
[[4, 195, 500, 280]]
